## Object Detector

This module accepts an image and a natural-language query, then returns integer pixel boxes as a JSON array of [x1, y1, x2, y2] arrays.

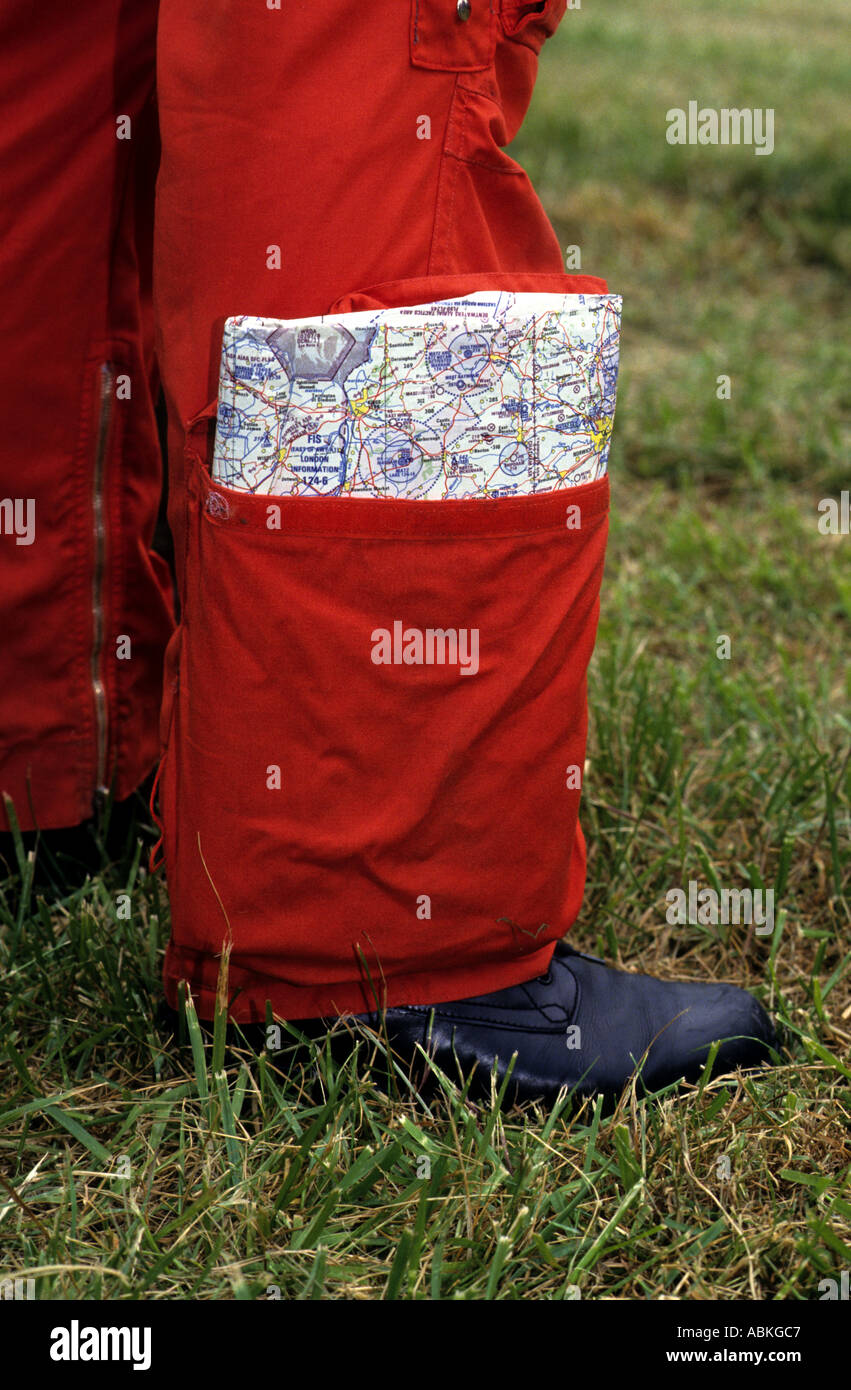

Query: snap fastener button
[[456, 0, 471, 20], [205, 492, 230, 519]]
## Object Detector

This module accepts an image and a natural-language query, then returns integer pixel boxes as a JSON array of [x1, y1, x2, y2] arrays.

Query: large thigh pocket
[[163, 419, 609, 1015]]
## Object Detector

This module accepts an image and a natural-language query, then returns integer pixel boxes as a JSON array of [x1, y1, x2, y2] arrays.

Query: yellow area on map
[[591, 416, 612, 453], [351, 387, 370, 417]]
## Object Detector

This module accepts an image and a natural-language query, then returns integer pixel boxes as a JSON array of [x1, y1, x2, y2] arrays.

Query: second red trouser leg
[[154, 0, 610, 1019], [0, 0, 172, 834]]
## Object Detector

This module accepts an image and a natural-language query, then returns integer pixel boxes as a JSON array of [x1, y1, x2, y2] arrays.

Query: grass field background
[[1, 0, 849, 1299]]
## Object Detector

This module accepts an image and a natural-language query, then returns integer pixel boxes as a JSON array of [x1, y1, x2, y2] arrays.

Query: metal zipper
[[91, 361, 114, 804]]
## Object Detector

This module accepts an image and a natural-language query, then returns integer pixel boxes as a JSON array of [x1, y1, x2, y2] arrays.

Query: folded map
[[211, 291, 622, 500]]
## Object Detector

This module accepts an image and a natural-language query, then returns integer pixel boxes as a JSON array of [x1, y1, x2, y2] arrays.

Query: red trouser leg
[[0, 2, 174, 832], [154, 0, 610, 1019]]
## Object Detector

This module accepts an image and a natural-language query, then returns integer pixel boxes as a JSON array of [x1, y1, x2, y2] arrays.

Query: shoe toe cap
[[649, 979, 779, 1089]]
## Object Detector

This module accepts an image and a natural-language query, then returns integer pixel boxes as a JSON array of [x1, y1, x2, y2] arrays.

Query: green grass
[[514, 0, 851, 496], [1, 0, 849, 1300]]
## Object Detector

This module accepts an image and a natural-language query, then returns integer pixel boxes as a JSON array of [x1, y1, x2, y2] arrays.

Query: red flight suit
[[1, 0, 611, 1020]]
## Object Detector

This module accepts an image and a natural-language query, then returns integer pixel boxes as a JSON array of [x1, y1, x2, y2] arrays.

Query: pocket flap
[[411, 0, 498, 72]]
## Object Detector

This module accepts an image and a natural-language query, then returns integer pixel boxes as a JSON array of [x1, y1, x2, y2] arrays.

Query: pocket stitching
[[192, 453, 611, 541]]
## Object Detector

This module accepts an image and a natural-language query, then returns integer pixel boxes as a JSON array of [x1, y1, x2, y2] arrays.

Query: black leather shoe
[[352, 942, 781, 1106], [158, 943, 780, 1106]]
